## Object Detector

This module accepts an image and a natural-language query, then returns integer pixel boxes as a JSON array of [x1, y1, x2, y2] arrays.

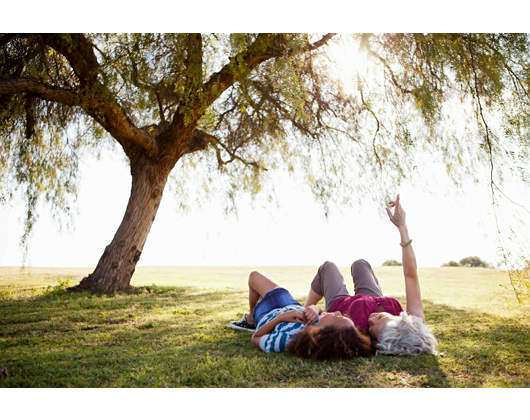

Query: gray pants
[[311, 260, 383, 311]]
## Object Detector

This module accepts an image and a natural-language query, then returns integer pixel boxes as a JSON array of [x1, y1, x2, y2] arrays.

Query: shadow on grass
[[0, 287, 528, 387]]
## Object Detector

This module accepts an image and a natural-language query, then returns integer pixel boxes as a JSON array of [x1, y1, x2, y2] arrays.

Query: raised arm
[[385, 195, 425, 322]]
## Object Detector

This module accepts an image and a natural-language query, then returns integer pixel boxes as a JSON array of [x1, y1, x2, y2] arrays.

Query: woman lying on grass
[[229, 270, 372, 360], [305, 195, 437, 356]]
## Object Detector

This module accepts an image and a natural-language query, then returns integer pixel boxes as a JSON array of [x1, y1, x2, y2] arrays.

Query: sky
[[0, 149, 523, 269], [1, 32, 529, 270]]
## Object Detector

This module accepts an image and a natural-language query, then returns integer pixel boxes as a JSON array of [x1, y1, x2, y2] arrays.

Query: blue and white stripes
[[257, 305, 314, 353]]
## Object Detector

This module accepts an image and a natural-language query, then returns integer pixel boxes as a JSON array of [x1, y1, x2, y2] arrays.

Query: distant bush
[[382, 260, 402, 267], [442, 257, 491, 268], [442, 261, 460, 267], [459, 256, 490, 268]]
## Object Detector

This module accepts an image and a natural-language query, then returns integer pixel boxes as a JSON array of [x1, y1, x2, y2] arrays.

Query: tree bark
[[69, 156, 172, 294]]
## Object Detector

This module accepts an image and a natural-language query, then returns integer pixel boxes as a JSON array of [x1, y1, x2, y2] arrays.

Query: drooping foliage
[[1, 33, 529, 296]]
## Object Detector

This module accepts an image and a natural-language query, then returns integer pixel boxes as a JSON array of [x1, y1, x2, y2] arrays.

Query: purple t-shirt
[[328, 295, 404, 333]]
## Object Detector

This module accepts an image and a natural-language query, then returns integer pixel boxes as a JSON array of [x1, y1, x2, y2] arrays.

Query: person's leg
[[351, 259, 383, 296], [229, 271, 278, 332], [309, 261, 350, 311], [247, 271, 279, 324]]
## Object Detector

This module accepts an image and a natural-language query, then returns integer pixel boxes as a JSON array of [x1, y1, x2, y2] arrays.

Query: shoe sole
[[229, 321, 255, 333]]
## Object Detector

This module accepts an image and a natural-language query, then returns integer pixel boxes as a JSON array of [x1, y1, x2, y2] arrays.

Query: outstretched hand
[[385, 194, 406, 229]]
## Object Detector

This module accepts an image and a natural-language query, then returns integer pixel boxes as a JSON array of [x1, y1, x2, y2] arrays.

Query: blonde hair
[[376, 312, 437, 356]]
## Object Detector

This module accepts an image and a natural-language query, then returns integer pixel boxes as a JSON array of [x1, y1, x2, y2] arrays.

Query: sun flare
[[327, 37, 372, 92]]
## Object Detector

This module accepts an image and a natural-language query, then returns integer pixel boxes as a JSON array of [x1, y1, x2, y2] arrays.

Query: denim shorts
[[252, 287, 301, 327]]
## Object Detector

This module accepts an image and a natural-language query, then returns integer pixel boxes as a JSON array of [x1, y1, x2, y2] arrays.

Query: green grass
[[1, 266, 529, 387]]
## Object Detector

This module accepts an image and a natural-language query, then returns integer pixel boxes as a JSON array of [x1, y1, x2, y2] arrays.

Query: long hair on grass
[[286, 325, 372, 360]]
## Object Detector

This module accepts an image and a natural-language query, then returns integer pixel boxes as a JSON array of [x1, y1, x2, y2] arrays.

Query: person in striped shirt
[[229, 270, 372, 360]]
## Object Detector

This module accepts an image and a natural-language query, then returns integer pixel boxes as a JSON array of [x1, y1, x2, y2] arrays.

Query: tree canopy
[[1, 33, 530, 293]]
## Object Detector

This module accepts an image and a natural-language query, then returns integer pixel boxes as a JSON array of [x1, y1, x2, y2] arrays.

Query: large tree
[[1, 33, 529, 294]]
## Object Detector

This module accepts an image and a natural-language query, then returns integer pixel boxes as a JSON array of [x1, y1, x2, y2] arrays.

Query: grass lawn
[[0, 265, 529, 388]]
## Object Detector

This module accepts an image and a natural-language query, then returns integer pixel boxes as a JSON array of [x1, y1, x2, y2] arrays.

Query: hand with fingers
[[386, 194, 412, 247], [385, 194, 407, 229], [280, 309, 306, 324], [304, 306, 319, 325]]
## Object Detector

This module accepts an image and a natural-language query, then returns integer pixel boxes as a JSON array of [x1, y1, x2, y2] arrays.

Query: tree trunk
[[70, 156, 171, 294]]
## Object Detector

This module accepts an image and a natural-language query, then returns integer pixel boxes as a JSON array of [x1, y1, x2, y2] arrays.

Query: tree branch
[[468, 35, 494, 161], [4, 34, 159, 155], [184, 33, 203, 95], [365, 42, 413, 95], [0, 77, 79, 105], [168, 33, 336, 156], [0, 77, 159, 156], [201, 33, 337, 112], [357, 75, 383, 169], [308, 33, 337, 51], [40, 34, 101, 89], [251, 80, 314, 136], [191, 129, 267, 170]]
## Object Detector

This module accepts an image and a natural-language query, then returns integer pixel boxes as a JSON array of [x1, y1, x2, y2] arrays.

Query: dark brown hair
[[286, 325, 373, 361]]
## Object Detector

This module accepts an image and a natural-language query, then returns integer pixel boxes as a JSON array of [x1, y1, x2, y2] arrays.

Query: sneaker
[[229, 314, 256, 332]]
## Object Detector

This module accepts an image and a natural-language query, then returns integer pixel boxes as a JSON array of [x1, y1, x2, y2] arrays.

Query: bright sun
[[327, 36, 371, 91]]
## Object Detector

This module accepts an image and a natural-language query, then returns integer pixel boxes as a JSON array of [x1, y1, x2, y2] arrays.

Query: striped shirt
[[257, 304, 319, 353]]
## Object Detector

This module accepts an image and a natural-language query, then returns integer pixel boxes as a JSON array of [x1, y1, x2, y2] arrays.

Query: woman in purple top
[[303, 195, 438, 356]]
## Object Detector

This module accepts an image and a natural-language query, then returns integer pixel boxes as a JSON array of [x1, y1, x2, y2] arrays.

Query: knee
[[248, 271, 261, 285], [322, 260, 337, 268], [351, 259, 371, 272], [320, 261, 339, 273], [321, 260, 335, 269], [249, 271, 261, 278]]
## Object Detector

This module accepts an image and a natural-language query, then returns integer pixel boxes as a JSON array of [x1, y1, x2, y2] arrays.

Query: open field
[[1, 265, 529, 387]]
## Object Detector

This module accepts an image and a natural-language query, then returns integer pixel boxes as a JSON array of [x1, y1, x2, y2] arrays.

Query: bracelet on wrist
[[400, 239, 413, 247]]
